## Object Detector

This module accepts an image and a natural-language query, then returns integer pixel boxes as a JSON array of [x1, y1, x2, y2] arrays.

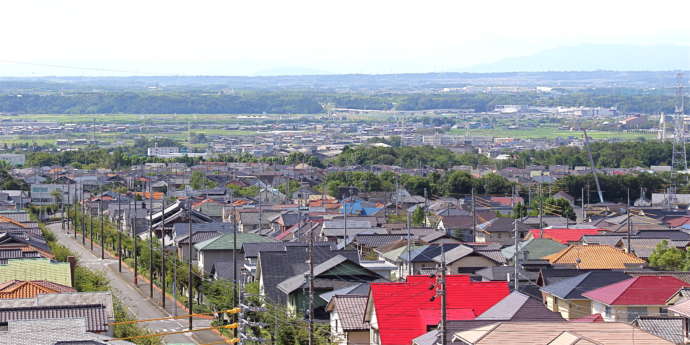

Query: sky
[[2, 0, 690, 76]]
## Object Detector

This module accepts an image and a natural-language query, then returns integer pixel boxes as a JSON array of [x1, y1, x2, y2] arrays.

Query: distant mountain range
[[464, 44, 690, 72]]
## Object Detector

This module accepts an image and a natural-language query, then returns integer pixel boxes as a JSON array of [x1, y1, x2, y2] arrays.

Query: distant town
[[2, 72, 690, 345]]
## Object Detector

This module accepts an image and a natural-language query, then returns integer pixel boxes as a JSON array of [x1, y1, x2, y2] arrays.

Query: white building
[[147, 146, 180, 157], [30, 184, 81, 206]]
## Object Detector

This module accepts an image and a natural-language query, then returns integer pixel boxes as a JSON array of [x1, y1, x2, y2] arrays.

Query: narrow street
[[48, 222, 226, 345]]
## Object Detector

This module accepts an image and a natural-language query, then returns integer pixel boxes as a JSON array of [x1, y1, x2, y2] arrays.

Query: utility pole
[[232, 205, 238, 339], [423, 187, 428, 228], [538, 184, 544, 236], [61, 186, 65, 230], [307, 211, 315, 345], [161, 197, 166, 308], [471, 188, 476, 242], [149, 181, 154, 298], [187, 200, 194, 331], [258, 188, 263, 234], [343, 189, 348, 248], [513, 212, 519, 292], [81, 185, 86, 245], [90, 201, 94, 250], [118, 193, 122, 272], [627, 188, 632, 254], [130, 189, 138, 285], [100, 196, 104, 259], [406, 212, 412, 278], [581, 187, 585, 222], [440, 244, 447, 345]]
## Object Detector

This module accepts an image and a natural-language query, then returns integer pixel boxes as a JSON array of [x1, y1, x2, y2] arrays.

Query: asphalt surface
[[49, 222, 226, 345]]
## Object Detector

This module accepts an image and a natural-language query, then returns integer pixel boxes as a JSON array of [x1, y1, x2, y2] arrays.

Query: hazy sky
[[2, 0, 690, 76]]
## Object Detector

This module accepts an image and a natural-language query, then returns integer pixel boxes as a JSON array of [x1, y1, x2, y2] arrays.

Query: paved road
[[49, 222, 225, 345]]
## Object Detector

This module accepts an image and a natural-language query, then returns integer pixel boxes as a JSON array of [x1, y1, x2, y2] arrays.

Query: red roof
[[582, 276, 690, 306], [528, 228, 604, 244], [490, 196, 524, 207], [666, 216, 690, 228], [369, 275, 509, 345]]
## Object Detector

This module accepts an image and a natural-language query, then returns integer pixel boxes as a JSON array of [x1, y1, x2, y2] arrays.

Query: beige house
[[326, 295, 369, 345]]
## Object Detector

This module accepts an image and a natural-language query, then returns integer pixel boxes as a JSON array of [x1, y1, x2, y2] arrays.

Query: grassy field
[[0, 113, 318, 124], [448, 127, 656, 140]]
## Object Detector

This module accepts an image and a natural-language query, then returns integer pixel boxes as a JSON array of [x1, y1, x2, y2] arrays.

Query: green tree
[[412, 206, 426, 226], [543, 197, 576, 221], [191, 171, 217, 190], [512, 202, 528, 219], [649, 240, 686, 271]]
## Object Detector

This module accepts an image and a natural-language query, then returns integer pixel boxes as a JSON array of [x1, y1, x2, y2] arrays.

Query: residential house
[[0, 258, 72, 287], [255, 243, 359, 305], [525, 228, 605, 244], [449, 322, 674, 344], [475, 218, 530, 245], [540, 271, 631, 320], [194, 232, 277, 276], [436, 214, 493, 242], [412, 291, 564, 345], [583, 276, 690, 322], [277, 255, 384, 318], [0, 280, 75, 299], [321, 220, 387, 247], [0, 318, 133, 345], [364, 275, 509, 345], [500, 238, 567, 263], [326, 295, 369, 345], [542, 245, 646, 270], [432, 244, 505, 275]]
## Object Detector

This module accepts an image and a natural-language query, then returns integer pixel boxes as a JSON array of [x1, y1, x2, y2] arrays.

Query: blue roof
[[341, 200, 382, 216]]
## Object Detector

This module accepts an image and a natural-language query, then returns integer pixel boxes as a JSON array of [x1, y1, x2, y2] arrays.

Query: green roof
[[501, 238, 567, 261], [194, 232, 276, 251], [381, 244, 424, 263], [0, 258, 72, 287]]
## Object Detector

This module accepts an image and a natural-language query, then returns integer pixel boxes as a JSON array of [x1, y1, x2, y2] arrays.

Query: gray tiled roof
[[257, 245, 359, 304], [173, 222, 234, 239], [353, 234, 410, 248], [330, 295, 369, 330], [0, 304, 108, 332], [242, 242, 286, 258], [634, 316, 684, 344]]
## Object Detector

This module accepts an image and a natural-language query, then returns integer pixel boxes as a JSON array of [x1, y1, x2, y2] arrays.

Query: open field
[[449, 127, 657, 140], [0, 113, 319, 124], [0, 127, 257, 147]]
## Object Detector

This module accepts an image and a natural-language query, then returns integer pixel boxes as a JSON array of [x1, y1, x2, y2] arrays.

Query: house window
[[604, 305, 611, 317]]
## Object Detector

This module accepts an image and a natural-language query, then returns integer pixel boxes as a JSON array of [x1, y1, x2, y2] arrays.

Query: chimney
[[67, 256, 77, 287]]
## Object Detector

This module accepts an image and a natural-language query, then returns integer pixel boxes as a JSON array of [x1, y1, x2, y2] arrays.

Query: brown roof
[[542, 245, 646, 269], [326, 295, 369, 331], [0, 280, 75, 299], [454, 321, 674, 345]]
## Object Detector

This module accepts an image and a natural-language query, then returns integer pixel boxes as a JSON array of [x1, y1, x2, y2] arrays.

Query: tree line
[[0, 88, 678, 114]]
